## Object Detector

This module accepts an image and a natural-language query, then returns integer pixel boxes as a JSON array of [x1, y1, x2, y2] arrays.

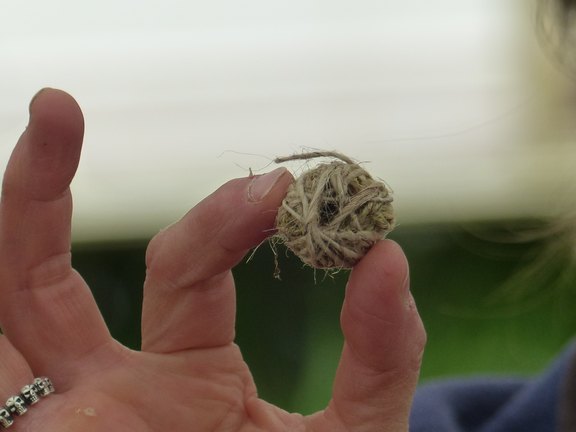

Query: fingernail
[[248, 167, 288, 202]]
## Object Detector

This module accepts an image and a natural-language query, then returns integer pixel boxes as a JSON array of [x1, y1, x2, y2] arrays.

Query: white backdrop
[[1, 0, 574, 242]]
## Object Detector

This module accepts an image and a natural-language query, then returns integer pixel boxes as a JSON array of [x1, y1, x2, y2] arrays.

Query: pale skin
[[0, 88, 426, 431]]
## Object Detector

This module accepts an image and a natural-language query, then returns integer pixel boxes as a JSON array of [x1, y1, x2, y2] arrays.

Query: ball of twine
[[274, 151, 395, 269]]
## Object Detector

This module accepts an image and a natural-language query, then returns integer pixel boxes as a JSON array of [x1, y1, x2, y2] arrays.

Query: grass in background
[[71, 220, 576, 414]]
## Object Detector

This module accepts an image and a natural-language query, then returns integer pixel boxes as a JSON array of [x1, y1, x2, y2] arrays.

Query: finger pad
[[11, 89, 85, 199], [341, 241, 411, 363], [350, 240, 409, 300]]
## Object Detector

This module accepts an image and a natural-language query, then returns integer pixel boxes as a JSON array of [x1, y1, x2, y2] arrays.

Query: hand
[[0, 88, 426, 431]]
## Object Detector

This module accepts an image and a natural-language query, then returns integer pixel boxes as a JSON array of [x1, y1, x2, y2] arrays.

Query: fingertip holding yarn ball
[[274, 151, 395, 269]]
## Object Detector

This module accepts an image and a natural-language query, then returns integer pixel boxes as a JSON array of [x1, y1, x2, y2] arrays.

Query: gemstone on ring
[[43, 377, 55, 394], [0, 377, 54, 428], [0, 408, 13, 428], [32, 377, 52, 397], [21, 385, 40, 405], [5, 395, 27, 416]]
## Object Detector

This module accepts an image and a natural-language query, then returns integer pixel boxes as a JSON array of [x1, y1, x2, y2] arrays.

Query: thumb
[[312, 240, 426, 431]]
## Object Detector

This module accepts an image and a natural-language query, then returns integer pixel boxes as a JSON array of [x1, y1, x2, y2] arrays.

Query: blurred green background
[[72, 219, 576, 414]]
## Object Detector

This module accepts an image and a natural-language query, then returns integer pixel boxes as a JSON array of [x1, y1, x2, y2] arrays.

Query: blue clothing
[[410, 342, 576, 431]]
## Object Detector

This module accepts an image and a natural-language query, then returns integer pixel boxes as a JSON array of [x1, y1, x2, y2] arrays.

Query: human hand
[[0, 88, 426, 431]]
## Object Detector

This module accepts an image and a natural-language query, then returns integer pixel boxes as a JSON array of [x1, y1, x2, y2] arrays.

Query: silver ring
[[0, 377, 54, 429]]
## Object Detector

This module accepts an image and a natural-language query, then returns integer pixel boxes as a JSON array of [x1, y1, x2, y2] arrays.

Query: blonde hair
[[537, 0, 576, 77]]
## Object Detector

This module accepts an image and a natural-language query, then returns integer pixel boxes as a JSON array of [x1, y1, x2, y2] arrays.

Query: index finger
[[0, 89, 111, 383]]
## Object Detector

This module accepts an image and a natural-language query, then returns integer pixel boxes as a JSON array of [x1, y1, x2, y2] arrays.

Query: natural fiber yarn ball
[[274, 152, 395, 269]]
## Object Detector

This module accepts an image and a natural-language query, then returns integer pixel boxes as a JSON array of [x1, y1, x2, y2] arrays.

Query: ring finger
[[0, 335, 35, 426], [0, 336, 33, 393]]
